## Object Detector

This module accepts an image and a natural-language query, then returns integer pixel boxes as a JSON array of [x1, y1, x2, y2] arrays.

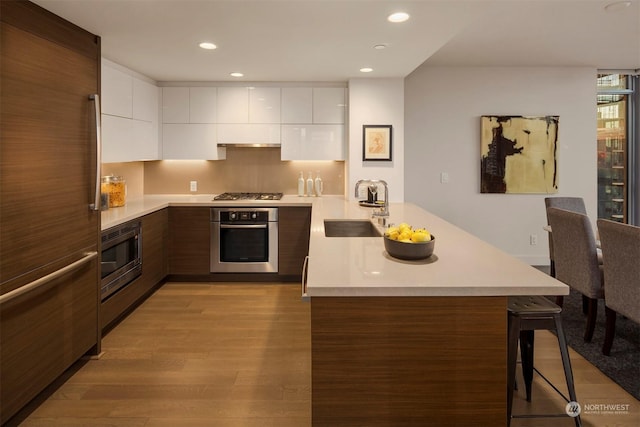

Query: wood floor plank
[[15, 283, 637, 427]]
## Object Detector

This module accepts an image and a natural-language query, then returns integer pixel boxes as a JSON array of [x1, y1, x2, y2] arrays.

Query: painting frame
[[480, 115, 559, 194], [363, 125, 393, 161]]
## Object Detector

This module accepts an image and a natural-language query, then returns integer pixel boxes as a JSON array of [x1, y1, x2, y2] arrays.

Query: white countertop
[[101, 194, 313, 230], [305, 197, 569, 298], [101, 194, 568, 298]]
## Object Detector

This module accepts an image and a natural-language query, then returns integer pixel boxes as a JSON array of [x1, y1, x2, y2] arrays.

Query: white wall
[[404, 66, 597, 264], [348, 78, 405, 202]]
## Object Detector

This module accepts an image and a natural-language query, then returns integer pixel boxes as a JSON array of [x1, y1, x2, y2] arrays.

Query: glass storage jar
[[101, 175, 126, 207]]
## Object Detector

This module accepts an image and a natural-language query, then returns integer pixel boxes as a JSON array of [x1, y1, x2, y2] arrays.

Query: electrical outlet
[[190, 181, 197, 192], [440, 172, 449, 184], [530, 234, 538, 245]]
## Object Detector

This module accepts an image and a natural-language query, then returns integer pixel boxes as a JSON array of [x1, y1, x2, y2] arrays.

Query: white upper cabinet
[[162, 123, 225, 160], [249, 87, 280, 123], [101, 59, 159, 163], [190, 87, 217, 123], [101, 64, 133, 118], [162, 87, 218, 124], [281, 124, 344, 160], [133, 78, 158, 123], [217, 87, 249, 123], [313, 87, 346, 124], [162, 87, 189, 123], [281, 87, 312, 124]]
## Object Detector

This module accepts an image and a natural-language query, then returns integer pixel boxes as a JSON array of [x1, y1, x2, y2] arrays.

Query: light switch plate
[[440, 172, 449, 184]]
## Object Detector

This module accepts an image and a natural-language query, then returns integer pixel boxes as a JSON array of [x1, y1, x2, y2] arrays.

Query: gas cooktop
[[213, 192, 283, 201]]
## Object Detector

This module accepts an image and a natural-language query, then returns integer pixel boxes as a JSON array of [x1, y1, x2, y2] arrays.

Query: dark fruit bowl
[[383, 234, 435, 260]]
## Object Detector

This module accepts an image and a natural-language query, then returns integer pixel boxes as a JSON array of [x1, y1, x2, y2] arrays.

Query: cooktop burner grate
[[213, 192, 283, 201]]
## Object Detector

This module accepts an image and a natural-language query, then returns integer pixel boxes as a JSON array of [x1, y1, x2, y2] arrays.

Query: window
[[597, 73, 638, 224]]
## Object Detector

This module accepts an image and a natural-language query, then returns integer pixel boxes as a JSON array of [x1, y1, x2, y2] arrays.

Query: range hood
[[217, 124, 280, 148], [218, 143, 280, 148]]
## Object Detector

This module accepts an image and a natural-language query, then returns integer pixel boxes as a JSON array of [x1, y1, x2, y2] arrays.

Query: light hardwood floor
[[13, 283, 639, 426]]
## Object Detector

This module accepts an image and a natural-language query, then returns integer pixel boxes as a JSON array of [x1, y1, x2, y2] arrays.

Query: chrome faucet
[[355, 179, 389, 220]]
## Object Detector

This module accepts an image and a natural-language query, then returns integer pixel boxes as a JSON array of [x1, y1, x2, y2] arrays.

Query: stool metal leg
[[554, 313, 582, 427], [519, 330, 535, 402]]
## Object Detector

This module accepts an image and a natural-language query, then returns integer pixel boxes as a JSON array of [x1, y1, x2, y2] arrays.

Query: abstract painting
[[480, 115, 559, 194]]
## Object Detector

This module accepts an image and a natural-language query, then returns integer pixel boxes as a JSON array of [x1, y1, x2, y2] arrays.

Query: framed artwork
[[480, 115, 559, 194], [363, 125, 392, 161]]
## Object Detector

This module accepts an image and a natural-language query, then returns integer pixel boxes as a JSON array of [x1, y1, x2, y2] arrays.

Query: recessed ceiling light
[[199, 42, 217, 50], [604, 1, 632, 11], [387, 12, 410, 23], [230, 72, 244, 77], [360, 67, 373, 73], [374, 44, 387, 50]]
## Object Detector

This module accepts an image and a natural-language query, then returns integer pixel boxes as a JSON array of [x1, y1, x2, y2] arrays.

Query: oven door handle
[[219, 224, 268, 229]]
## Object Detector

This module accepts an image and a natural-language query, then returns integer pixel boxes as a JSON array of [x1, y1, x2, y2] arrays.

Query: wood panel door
[[168, 207, 211, 274], [278, 206, 311, 276]]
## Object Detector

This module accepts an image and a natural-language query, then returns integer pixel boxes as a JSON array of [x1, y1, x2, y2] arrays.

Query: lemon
[[398, 222, 412, 232], [411, 231, 431, 242], [384, 226, 399, 237], [398, 231, 412, 241]]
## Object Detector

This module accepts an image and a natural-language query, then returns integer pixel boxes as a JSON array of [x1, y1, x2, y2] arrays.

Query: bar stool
[[507, 295, 581, 427]]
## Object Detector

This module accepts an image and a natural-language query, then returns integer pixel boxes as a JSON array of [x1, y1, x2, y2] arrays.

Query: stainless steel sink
[[324, 219, 382, 237]]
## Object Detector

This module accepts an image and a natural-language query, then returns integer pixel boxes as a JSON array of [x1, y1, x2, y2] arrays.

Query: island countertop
[[306, 196, 568, 298]]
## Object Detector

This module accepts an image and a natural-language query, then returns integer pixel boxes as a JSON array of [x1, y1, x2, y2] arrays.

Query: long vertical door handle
[[89, 94, 101, 211]]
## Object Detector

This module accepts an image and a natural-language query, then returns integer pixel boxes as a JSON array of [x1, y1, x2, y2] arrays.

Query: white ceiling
[[33, 0, 640, 83]]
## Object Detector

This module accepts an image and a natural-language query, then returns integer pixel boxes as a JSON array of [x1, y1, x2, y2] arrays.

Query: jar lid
[[101, 175, 124, 183]]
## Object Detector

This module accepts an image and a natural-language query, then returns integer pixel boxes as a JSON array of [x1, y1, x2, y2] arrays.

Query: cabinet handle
[[301, 255, 310, 302], [0, 252, 98, 305], [89, 94, 101, 211]]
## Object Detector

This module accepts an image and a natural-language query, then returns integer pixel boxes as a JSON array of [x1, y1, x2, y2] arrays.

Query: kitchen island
[[305, 197, 568, 427]]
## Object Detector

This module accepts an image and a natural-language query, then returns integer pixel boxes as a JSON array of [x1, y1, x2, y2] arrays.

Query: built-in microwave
[[101, 221, 141, 301]]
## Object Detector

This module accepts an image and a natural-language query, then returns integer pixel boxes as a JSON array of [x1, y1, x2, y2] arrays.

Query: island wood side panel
[[311, 296, 507, 427]]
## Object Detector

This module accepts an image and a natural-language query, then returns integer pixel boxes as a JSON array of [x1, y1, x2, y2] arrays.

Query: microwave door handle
[[89, 94, 102, 211], [219, 224, 268, 229]]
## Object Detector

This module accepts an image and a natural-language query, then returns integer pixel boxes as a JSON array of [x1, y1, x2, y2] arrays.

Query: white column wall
[[347, 78, 405, 202], [404, 66, 597, 264]]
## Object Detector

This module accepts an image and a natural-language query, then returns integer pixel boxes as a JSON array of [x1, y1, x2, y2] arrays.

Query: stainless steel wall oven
[[211, 207, 278, 273], [101, 221, 142, 301]]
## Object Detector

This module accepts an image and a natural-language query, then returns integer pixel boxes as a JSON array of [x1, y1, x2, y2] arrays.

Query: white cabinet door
[[101, 63, 133, 118], [190, 87, 217, 123], [281, 124, 344, 160], [102, 115, 132, 163], [133, 79, 158, 123], [313, 87, 346, 124], [131, 120, 158, 160], [162, 124, 225, 160], [249, 87, 280, 123], [281, 87, 312, 124], [162, 87, 189, 123], [102, 115, 159, 162], [217, 87, 248, 123], [217, 124, 281, 145]]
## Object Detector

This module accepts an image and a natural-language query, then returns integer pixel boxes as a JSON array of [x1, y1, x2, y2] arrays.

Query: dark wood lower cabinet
[[311, 296, 508, 427], [168, 207, 211, 275], [101, 209, 168, 331], [278, 206, 311, 278]]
